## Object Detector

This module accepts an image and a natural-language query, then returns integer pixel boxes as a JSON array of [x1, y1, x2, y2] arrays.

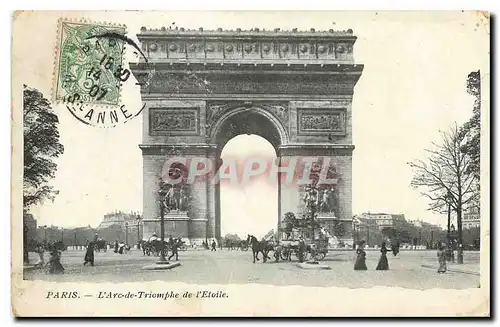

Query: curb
[[420, 264, 480, 276]]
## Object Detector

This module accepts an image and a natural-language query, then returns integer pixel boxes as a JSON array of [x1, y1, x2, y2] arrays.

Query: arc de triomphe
[[130, 27, 363, 246]]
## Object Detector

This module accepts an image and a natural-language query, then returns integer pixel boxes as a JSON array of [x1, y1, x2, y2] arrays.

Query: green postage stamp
[[53, 20, 127, 106]]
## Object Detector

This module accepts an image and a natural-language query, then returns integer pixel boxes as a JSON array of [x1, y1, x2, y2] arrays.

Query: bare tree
[[408, 125, 479, 264]]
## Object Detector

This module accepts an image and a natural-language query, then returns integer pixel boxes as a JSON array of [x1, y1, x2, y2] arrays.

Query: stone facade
[[130, 28, 363, 245]]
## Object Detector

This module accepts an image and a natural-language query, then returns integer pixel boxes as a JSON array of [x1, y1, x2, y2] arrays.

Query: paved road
[[24, 249, 480, 289]]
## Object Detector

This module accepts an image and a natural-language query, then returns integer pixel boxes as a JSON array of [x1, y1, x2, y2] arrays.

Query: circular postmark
[[55, 21, 152, 128]]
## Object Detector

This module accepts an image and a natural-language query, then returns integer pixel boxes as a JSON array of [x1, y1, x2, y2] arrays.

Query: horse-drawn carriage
[[141, 236, 186, 256], [277, 218, 329, 262], [278, 236, 328, 262]]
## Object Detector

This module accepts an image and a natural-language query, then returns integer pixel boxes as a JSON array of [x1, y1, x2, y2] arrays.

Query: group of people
[[113, 240, 129, 254], [354, 240, 451, 274], [201, 240, 217, 251], [354, 241, 392, 271]]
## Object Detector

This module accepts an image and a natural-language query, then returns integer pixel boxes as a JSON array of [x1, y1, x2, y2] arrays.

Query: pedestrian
[[376, 241, 389, 270], [118, 241, 125, 254], [84, 241, 95, 266], [168, 239, 179, 261], [437, 243, 447, 273], [49, 248, 64, 274], [211, 240, 217, 251], [391, 241, 400, 256], [354, 241, 368, 270], [35, 243, 45, 267], [114, 240, 119, 253]]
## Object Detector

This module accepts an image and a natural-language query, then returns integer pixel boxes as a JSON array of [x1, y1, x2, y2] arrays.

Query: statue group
[[303, 185, 337, 214], [164, 184, 190, 212]]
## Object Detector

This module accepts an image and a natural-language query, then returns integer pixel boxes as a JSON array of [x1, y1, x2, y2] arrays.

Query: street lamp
[[158, 181, 168, 263], [41, 225, 47, 241], [125, 222, 129, 246], [352, 218, 359, 249], [136, 214, 141, 249], [445, 191, 452, 242]]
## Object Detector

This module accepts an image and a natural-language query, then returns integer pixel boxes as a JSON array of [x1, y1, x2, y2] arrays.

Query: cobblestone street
[[24, 248, 480, 289]]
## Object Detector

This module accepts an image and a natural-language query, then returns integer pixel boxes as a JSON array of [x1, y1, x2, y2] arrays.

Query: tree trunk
[[457, 204, 464, 264], [24, 247, 29, 265]]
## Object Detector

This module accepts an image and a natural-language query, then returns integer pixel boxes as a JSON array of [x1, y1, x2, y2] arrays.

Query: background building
[[356, 212, 407, 229], [98, 211, 142, 229], [97, 211, 143, 246], [463, 207, 480, 229], [353, 213, 446, 248]]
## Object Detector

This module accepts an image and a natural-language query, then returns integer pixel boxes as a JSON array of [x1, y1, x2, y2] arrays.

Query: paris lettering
[[46, 291, 80, 299]]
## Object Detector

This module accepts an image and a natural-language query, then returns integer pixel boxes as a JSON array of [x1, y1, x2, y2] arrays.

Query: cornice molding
[[138, 27, 356, 39]]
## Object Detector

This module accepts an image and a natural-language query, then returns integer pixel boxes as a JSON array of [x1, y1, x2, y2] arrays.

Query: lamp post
[[430, 230, 434, 249], [451, 224, 456, 263], [41, 225, 47, 241], [125, 222, 129, 246], [158, 182, 168, 263], [445, 191, 452, 243], [136, 214, 141, 249], [74, 231, 77, 250], [352, 218, 359, 249]]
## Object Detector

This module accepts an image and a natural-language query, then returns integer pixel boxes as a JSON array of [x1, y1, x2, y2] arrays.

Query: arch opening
[[211, 107, 287, 151], [219, 134, 278, 240]]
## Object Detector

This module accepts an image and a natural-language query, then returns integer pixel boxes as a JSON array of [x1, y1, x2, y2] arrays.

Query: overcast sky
[[16, 11, 488, 237]]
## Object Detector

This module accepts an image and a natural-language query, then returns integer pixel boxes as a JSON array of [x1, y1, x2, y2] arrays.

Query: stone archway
[[210, 106, 288, 239], [131, 27, 364, 246]]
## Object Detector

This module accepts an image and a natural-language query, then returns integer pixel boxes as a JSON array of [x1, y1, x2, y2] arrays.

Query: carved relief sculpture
[[149, 108, 199, 135], [297, 109, 346, 136]]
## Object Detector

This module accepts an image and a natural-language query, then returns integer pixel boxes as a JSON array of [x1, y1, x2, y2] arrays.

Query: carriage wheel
[[280, 249, 290, 261], [296, 251, 310, 262], [313, 251, 326, 261]]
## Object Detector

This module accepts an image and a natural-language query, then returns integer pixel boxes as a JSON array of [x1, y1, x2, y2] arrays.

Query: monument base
[[142, 262, 181, 270], [142, 211, 189, 240], [297, 261, 331, 270]]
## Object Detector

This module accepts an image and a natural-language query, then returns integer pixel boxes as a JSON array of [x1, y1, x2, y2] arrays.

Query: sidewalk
[[421, 263, 480, 276]]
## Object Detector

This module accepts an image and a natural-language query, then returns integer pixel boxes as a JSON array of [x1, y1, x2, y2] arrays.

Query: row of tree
[[409, 71, 481, 263], [33, 224, 142, 247]]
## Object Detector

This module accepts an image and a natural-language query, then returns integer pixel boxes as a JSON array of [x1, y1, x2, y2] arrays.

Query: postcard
[[11, 11, 490, 317]]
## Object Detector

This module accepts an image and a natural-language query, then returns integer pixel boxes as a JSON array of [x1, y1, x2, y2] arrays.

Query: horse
[[246, 234, 273, 263]]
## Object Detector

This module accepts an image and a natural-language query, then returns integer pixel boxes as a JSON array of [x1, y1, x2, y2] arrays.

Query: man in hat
[[83, 241, 95, 267]]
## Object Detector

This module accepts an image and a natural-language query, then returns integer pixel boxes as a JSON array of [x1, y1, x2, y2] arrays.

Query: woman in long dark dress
[[376, 242, 389, 270], [437, 244, 447, 273], [354, 241, 368, 270], [48, 248, 65, 274], [84, 241, 95, 266]]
